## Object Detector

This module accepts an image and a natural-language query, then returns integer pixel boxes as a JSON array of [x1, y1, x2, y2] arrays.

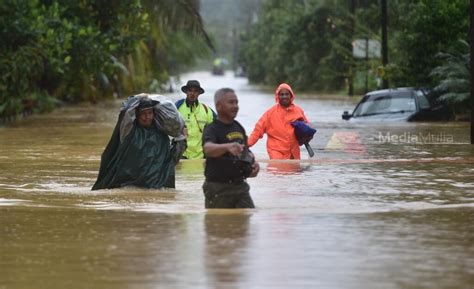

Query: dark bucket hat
[[181, 80, 205, 94]]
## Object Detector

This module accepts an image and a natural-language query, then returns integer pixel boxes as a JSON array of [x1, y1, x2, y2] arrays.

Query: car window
[[415, 91, 431, 109], [353, 92, 416, 116], [366, 96, 391, 114]]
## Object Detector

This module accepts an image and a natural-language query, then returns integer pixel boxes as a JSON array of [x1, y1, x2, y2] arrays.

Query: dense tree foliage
[[389, 0, 469, 87], [240, 0, 381, 92], [1, 0, 470, 119], [0, 0, 212, 120], [430, 40, 470, 118], [239, 0, 469, 115]]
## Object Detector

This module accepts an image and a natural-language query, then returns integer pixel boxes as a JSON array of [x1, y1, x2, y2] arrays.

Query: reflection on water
[[204, 212, 252, 289], [2, 207, 472, 289], [0, 71, 473, 288], [266, 160, 311, 175]]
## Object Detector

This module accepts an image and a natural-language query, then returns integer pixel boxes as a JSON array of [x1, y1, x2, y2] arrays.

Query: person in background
[[92, 95, 184, 190], [248, 83, 310, 159], [202, 88, 259, 208], [175, 80, 216, 159]]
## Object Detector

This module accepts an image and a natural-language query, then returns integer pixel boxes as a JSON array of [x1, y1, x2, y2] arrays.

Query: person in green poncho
[[92, 95, 185, 190]]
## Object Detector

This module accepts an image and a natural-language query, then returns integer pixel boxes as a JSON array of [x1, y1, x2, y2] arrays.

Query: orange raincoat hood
[[275, 83, 295, 104]]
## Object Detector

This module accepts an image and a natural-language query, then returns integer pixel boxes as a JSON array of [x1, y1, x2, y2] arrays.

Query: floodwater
[[0, 71, 473, 289]]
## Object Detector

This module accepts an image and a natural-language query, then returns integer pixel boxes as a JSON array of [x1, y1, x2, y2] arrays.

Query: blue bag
[[291, 121, 317, 145], [291, 121, 316, 158]]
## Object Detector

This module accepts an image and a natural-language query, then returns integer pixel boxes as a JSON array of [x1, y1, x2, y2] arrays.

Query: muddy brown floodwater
[[1, 71, 473, 289]]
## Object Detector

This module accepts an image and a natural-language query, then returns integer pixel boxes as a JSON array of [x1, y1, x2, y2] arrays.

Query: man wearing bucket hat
[[175, 80, 216, 159]]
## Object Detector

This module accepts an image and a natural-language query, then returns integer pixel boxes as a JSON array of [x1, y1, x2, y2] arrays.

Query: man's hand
[[249, 161, 260, 178], [171, 139, 187, 163], [226, 142, 244, 156]]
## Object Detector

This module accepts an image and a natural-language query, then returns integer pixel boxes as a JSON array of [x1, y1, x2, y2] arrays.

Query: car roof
[[366, 87, 421, 97]]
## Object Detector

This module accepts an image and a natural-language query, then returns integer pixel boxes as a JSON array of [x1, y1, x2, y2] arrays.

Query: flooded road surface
[[1, 71, 473, 289]]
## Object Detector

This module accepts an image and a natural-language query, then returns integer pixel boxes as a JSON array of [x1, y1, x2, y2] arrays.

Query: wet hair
[[214, 88, 235, 105]]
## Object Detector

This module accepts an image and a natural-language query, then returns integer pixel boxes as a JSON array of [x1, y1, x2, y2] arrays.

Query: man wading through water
[[202, 88, 260, 208], [92, 95, 185, 190], [175, 80, 216, 159], [248, 83, 311, 159]]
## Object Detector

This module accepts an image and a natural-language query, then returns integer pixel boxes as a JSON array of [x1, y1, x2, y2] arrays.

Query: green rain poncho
[[92, 94, 186, 190]]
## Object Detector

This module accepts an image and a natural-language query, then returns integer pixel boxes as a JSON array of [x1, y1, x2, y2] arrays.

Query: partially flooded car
[[342, 88, 450, 122]]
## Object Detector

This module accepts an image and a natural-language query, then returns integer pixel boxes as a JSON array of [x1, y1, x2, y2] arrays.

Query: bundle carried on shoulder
[[120, 93, 185, 141]]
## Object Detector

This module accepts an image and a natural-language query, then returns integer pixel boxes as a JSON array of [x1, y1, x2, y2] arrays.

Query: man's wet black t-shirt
[[203, 119, 251, 182]]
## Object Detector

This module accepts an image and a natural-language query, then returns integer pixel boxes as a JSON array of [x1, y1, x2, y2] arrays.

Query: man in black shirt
[[202, 88, 260, 208]]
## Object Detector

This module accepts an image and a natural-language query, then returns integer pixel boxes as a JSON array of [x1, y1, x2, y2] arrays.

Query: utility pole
[[471, 0, 473, 144], [348, 0, 356, 96], [232, 27, 238, 72], [365, 37, 369, 93], [381, 0, 389, 89]]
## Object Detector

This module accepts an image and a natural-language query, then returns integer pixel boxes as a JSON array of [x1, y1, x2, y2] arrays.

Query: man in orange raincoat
[[248, 83, 310, 159]]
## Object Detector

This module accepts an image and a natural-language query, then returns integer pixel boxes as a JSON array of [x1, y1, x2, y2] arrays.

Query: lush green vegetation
[[430, 40, 470, 119], [389, 0, 468, 87], [1, 0, 470, 120], [239, 0, 469, 115], [0, 0, 212, 120]]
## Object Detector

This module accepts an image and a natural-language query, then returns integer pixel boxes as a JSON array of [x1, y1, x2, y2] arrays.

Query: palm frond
[[430, 39, 470, 106], [435, 78, 469, 91], [438, 92, 470, 104]]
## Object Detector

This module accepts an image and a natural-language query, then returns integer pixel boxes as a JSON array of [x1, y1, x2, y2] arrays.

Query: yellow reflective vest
[[176, 100, 215, 159]]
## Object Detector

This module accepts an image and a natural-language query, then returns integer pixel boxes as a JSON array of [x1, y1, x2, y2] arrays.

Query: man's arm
[[203, 142, 244, 158]]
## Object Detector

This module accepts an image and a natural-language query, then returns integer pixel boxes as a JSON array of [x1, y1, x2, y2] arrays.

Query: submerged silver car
[[342, 88, 449, 122]]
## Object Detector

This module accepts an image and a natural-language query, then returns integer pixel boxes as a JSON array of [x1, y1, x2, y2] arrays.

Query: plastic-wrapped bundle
[[148, 94, 185, 137], [119, 94, 185, 141]]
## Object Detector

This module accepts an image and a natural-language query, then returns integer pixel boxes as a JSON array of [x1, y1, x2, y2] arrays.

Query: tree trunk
[[381, 0, 389, 89], [471, 0, 473, 144]]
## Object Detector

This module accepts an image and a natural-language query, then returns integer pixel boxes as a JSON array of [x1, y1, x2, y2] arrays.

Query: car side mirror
[[342, 111, 352, 120]]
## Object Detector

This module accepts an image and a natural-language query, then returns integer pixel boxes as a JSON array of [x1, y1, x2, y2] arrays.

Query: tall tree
[[0, 0, 214, 120], [389, 0, 469, 87]]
